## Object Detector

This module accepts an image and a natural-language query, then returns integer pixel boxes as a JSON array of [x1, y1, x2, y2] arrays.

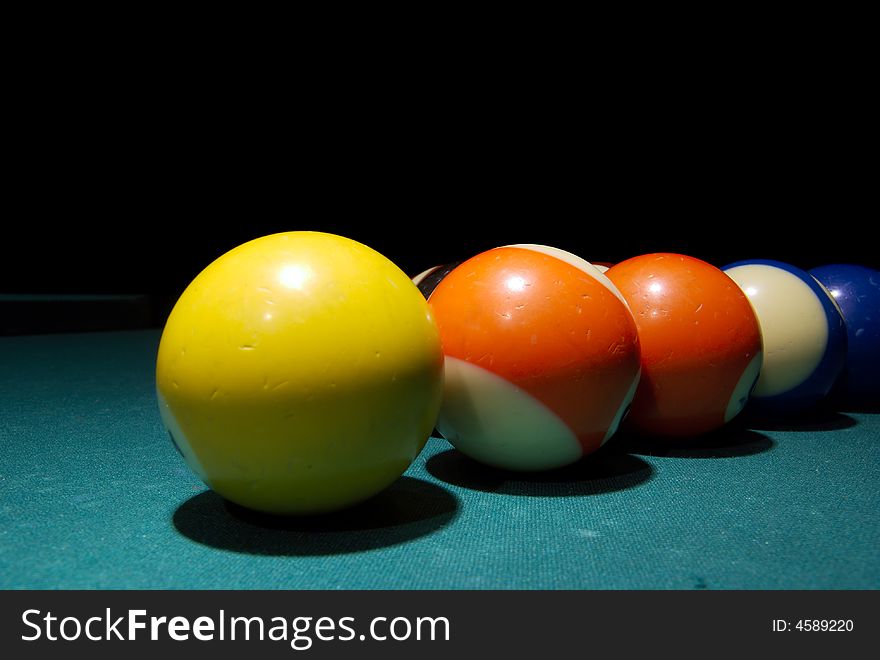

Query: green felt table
[[1, 330, 878, 589]]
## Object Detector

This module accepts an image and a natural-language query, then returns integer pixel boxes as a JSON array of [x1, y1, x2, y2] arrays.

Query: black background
[[5, 149, 873, 298], [3, 43, 874, 298]]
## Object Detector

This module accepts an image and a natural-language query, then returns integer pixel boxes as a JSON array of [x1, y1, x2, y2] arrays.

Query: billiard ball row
[[418, 249, 877, 470], [156, 232, 878, 516]]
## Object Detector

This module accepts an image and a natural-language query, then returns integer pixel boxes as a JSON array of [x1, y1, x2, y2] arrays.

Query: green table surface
[[1, 330, 878, 589]]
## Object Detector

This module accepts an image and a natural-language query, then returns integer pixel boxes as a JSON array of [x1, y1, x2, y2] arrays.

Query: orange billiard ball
[[606, 253, 762, 437], [429, 245, 641, 470]]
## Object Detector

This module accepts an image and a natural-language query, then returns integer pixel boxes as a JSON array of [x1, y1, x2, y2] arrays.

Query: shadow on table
[[612, 425, 775, 459], [172, 476, 459, 556], [742, 408, 859, 433], [425, 447, 653, 496]]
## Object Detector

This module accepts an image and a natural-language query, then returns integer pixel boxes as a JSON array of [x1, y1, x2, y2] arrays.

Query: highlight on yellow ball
[[156, 231, 444, 514]]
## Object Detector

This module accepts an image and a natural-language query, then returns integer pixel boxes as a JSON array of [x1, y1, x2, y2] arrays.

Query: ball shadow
[[742, 408, 859, 433], [424, 447, 653, 496], [172, 476, 459, 556], [611, 424, 775, 459]]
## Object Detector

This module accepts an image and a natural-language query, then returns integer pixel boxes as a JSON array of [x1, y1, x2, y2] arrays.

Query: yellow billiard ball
[[156, 232, 443, 515]]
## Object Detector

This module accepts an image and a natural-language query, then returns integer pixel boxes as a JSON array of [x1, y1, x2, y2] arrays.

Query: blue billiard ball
[[809, 264, 880, 402], [723, 259, 848, 415]]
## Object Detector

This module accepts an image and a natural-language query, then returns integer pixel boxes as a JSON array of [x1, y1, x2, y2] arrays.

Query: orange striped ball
[[429, 245, 641, 471]]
